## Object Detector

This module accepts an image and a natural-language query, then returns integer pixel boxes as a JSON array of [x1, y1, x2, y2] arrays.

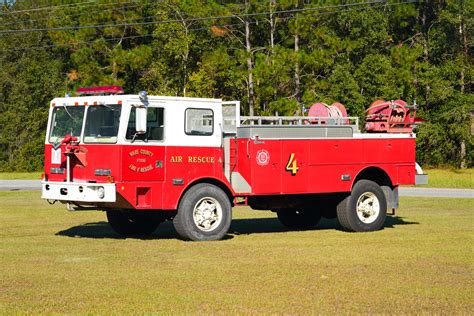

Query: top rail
[[239, 116, 359, 130]]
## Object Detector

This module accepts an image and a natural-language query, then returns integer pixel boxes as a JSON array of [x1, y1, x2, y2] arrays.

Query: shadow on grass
[[385, 216, 419, 228], [231, 215, 418, 235], [56, 215, 418, 240]]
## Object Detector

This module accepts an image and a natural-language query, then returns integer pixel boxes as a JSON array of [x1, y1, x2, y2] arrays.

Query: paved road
[[398, 187, 473, 199], [1, 180, 473, 198], [0, 180, 42, 191]]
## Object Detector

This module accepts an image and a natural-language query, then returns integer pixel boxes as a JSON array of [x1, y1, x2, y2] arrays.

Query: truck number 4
[[285, 153, 299, 176]]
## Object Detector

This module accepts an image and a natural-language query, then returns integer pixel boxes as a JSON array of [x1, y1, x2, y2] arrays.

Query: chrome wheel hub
[[356, 192, 380, 224], [193, 197, 222, 232]]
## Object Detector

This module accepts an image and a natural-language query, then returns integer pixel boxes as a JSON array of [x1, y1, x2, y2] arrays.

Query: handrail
[[240, 116, 359, 129]]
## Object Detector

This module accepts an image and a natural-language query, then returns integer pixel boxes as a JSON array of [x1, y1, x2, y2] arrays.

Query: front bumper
[[41, 181, 116, 203]]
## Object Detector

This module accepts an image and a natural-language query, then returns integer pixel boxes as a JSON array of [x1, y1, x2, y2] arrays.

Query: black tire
[[337, 180, 387, 232], [173, 184, 232, 241], [106, 210, 160, 236], [276, 208, 321, 229]]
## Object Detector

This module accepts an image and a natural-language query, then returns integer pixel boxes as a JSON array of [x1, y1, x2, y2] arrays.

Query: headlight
[[97, 186, 105, 199]]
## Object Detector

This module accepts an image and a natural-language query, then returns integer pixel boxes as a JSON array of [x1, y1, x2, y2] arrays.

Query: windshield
[[83, 104, 122, 143], [49, 106, 85, 143]]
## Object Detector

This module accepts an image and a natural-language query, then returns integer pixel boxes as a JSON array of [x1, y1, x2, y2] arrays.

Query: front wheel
[[106, 210, 161, 236], [337, 180, 387, 232], [276, 208, 321, 229], [173, 184, 232, 241]]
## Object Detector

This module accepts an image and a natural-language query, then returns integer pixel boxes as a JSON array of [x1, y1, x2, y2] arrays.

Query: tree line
[[0, 0, 472, 171]]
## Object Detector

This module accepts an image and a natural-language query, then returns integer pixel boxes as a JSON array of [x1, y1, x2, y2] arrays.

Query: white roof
[[51, 94, 222, 105]]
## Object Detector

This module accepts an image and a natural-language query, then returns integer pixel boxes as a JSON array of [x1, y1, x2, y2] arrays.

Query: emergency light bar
[[76, 85, 124, 95]]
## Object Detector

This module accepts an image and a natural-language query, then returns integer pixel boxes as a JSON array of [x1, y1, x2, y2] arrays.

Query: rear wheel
[[106, 210, 160, 236], [276, 208, 321, 229], [173, 184, 232, 241], [337, 180, 387, 232]]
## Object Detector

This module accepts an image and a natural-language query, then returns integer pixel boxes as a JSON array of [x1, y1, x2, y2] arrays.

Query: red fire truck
[[42, 86, 427, 241]]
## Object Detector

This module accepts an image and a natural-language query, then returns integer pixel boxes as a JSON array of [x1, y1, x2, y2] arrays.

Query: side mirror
[[135, 106, 147, 134], [135, 90, 148, 134]]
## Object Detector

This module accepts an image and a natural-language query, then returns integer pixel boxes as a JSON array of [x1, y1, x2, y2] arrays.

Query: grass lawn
[[421, 168, 473, 189], [0, 172, 42, 180], [0, 191, 472, 314]]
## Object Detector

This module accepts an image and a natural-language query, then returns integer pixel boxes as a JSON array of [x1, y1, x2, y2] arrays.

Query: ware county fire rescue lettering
[[128, 149, 154, 173]]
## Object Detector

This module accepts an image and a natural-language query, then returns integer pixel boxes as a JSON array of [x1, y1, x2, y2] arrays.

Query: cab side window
[[126, 107, 164, 141], [185, 108, 213, 136]]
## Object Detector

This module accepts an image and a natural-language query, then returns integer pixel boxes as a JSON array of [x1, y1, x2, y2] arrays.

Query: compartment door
[[281, 140, 309, 194], [250, 140, 281, 194]]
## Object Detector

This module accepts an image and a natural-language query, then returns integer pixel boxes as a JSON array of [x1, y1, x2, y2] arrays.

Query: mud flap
[[381, 185, 398, 215]]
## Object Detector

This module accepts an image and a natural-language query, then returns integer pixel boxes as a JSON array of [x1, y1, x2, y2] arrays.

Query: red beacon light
[[76, 85, 124, 96]]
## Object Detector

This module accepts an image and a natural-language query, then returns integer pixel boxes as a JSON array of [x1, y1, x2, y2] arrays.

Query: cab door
[[121, 103, 165, 182]]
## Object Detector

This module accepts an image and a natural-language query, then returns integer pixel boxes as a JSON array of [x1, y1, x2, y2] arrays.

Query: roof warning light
[[76, 86, 124, 96]]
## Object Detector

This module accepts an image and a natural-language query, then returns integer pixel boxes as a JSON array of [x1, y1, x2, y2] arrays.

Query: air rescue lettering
[[170, 156, 215, 163], [170, 156, 183, 163], [188, 156, 215, 163], [169, 155, 215, 163]]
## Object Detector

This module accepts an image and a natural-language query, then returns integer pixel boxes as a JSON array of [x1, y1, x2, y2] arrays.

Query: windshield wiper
[[99, 103, 116, 111], [61, 103, 74, 119]]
